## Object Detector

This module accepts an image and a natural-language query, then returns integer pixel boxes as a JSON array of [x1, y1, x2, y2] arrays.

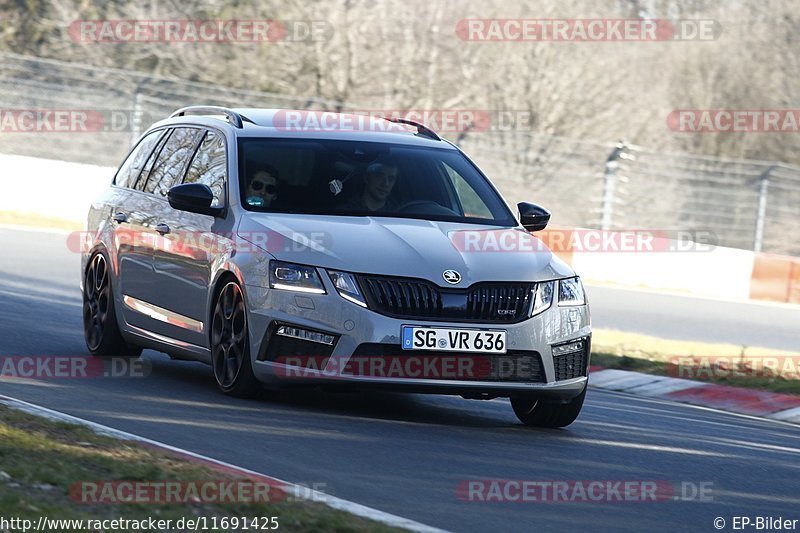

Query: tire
[[83, 253, 142, 358], [510, 385, 587, 428], [210, 280, 262, 398]]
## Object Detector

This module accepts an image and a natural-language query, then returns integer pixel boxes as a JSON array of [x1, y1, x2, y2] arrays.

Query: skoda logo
[[442, 270, 462, 284]]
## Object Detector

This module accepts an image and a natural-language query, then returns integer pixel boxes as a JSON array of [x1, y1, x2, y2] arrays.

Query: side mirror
[[168, 183, 223, 217], [518, 202, 550, 232]]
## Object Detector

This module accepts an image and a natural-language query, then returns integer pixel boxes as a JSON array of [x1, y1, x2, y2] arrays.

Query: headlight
[[558, 276, 586, 306], [531, 281, 554, 316], [269, 261, 325, 294], [327, 270, 367, 307]]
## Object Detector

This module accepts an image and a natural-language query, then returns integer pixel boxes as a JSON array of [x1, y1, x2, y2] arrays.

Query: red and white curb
[[588, 368, 800, 424], [0, 395, 447, 533]]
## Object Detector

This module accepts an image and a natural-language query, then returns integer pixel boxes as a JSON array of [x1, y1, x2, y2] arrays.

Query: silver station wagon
[[82, 106, 591, 427]]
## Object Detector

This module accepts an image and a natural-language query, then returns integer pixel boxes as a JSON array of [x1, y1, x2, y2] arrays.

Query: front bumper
[[244, 282, 591, 399]]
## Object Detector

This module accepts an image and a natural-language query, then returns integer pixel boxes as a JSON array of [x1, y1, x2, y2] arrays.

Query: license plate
[[401, 326, 507, 354]]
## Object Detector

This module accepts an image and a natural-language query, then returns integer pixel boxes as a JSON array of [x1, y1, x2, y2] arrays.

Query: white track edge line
[[0, 395, 448, 533]]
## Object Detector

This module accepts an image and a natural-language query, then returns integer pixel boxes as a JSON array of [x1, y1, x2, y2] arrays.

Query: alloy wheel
[[83, 254, 110, 351], [211, 282, 248, 389]]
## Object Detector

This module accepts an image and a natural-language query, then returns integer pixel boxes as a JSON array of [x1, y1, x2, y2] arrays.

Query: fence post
[[601, 141, 626, 230], [753, 164, 774, 253]]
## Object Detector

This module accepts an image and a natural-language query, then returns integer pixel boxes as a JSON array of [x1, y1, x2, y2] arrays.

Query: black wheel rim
[[212, 282, 247, 389], [83, 254, 109, 351]]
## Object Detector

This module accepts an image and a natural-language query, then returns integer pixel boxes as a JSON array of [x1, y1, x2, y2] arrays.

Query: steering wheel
[[395, 200, 458, 216], [396, 200, 437, 212]]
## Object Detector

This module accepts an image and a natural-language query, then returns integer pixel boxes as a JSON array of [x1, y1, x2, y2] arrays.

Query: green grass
[[592, 328, 800, 395], [0, 406, 399, 532]]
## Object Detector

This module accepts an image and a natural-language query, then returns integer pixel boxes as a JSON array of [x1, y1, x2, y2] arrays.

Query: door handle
[[112, 212, 128, 224], [154, 223, 171, 235]]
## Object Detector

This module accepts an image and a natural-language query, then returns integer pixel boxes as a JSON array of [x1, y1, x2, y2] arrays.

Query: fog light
[[552, 340, 584, 356], [276, 325, 335, 345]]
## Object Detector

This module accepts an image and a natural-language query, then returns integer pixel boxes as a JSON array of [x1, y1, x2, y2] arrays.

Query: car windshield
[[237, 138, 516, 225]]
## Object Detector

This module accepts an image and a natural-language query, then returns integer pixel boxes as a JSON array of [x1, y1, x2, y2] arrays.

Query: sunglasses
[[251, 180, 277, 194]]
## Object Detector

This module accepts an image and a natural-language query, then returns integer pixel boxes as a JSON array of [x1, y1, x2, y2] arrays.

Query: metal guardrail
[[1, 52, 799, 256]]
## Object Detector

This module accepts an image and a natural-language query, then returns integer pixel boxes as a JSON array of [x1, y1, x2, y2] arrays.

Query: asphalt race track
[[587, 285, 800, 352], [1, 226, 799, 532]]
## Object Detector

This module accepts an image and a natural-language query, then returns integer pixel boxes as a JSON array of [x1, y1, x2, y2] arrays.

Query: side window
[[141, 127, 202, 197], [134, 129, 172, 191], [113, 130, 165, 188], [183, 131, 227, 207]]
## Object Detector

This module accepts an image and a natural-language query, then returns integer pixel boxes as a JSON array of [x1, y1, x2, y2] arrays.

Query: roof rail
[[388, 117, 442, 141], [170, 106, 246, 128]]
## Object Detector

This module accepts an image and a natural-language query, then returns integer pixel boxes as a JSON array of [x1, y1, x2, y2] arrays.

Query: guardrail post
[[601, 141, 626, 230], [753, 164, 774, 253]]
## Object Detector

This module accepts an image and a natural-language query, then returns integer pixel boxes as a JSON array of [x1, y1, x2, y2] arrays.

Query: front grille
[[350, 343, 546, 382], [553, 342, 590, 381], [357, 275, 535, 323]]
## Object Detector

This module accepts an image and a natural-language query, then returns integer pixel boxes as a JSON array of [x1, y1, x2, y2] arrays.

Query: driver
[[342, 160, 399, 212], [245, 165, 280, 208]]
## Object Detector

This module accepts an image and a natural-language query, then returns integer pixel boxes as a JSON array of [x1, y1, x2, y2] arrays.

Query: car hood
[[238, 213, 574, 286]]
